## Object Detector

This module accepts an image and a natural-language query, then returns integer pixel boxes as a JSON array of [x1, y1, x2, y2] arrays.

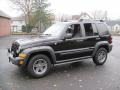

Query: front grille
[[11, 42, 19, 57]]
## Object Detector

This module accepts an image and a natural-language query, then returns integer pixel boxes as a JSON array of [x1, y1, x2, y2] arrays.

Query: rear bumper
[[108, 44, 112, 52]]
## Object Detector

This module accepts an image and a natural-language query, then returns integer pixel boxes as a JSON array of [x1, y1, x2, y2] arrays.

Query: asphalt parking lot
[[0, 35, 120, 90]]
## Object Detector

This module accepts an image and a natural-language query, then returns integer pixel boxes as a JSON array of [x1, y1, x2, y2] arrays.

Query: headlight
[[16, 46, 21, 53], [19, 53, 27, 59]]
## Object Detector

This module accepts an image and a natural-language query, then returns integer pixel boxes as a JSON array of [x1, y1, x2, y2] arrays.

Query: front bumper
[[8, 53, 20, 65], [8, 49, 24, 66]]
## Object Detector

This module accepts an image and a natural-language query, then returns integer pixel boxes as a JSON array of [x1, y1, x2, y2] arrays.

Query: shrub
[[22, 25, 33, 33]]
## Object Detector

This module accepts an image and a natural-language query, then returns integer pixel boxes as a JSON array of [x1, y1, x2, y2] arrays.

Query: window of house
[[12, 25, 18, 32], [84, 23, 94, 36]]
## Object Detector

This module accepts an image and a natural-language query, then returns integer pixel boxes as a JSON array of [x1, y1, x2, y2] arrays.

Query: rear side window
[[84, 23, 93, 36], [97, 23, 109, 35]]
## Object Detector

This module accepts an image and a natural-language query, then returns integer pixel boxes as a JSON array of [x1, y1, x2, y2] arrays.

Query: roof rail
[[78, 12, 93, 21], [79, 19, 94, 22], [79, 19, 105, 22], [94, 19, 104, 22], [78, 12, 105, 22]]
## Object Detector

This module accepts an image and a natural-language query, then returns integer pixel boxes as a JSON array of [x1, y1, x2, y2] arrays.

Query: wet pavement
[[0, 35, 120, 90]]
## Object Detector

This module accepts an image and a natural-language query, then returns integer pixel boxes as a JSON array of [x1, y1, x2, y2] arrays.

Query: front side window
[[66, 25, 73, 34], [66, 24, 81, 38]]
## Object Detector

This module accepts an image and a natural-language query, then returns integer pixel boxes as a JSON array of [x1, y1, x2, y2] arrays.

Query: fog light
[[19, 53, 27, 59], [19, 61, 24, 65]]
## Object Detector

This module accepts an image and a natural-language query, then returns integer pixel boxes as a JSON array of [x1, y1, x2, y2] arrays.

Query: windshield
[[43, 23, 66, 36]]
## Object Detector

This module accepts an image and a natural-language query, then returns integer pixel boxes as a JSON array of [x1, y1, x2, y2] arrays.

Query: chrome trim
[[66, 36, 100, 41], [55, 47, 94, 54], [33, 59, 47, 75], [61, 49, 93, 55], [56, 56, 91, 64]]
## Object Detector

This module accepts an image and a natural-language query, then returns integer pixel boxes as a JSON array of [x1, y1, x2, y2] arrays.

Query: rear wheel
[[93, 48, 107, 65], [27, 54, 51, 78]]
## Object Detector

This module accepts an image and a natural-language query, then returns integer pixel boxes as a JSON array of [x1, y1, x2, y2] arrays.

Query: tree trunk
[[38, 20, 41, 33]]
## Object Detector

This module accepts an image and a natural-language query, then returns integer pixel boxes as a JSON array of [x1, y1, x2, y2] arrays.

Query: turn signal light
[[19, 53, 27, 59], [19, 61, 24, 65]]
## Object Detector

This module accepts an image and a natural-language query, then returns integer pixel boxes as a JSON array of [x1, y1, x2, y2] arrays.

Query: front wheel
[[93, 48, 108, 65], [27, 54, 52, 78]]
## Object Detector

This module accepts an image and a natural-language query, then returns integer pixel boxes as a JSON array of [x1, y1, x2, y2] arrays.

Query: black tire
[[93, 48, 108, 65], [27, 54, 52, 78]]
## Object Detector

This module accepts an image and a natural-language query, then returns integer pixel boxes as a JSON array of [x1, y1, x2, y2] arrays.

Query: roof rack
[[78, 12, 93, 21], [94, 19, 104, 22], [78, 12, 105, 22]]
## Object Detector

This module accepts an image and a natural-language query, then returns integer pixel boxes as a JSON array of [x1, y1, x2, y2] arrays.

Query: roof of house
[[12, 15, 25, 21], [0, 10, 10, 19], [106, 20, 120, 26], [72, 15, 80, 20]]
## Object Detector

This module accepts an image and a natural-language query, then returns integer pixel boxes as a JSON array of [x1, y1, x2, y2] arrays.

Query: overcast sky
[[0, 0, 120, 19]]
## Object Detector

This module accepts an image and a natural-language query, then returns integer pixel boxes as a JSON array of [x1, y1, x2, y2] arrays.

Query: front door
[[54, 24, 86, 61]]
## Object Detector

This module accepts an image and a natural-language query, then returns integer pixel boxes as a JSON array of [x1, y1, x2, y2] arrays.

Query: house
[[72, 15, 80, 20], [11, 14, 55, 33], [106, 20, 120, 32], [113, 24, 120, 32], [55, 14, 72, 22], [11, 16, 25, 32], [0, 10, 11, 36]]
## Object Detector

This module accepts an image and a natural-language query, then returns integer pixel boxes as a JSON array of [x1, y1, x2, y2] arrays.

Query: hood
[[15, 36, 58, 49]]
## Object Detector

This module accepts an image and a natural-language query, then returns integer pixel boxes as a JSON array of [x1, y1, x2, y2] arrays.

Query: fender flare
[[92, 41, 109, 57], [22, 46, 56, 65]]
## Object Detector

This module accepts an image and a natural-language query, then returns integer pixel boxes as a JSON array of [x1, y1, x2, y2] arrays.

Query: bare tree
[[10, 0, 52, 33], [92, 10, 108, 20], [10, 0, 34, 25]]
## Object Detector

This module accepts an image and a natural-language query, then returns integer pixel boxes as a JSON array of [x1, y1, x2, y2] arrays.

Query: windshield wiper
[[39, 34, 52, 37]]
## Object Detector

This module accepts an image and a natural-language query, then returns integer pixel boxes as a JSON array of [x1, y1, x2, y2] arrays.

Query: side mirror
[[64, 33, 72, 39]]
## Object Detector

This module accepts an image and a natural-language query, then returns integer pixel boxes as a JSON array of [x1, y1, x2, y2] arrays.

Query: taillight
[[108, 36, 112, 44]]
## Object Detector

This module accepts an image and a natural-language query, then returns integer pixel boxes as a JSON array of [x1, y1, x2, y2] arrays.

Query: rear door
[[81, 23, 100, 56]]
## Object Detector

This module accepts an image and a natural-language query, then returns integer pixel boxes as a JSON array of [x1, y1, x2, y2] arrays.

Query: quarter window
[[97, 23, 109, 35]]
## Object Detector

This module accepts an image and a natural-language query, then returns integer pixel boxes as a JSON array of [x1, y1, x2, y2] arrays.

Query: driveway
[[0, 35, 120, 90]]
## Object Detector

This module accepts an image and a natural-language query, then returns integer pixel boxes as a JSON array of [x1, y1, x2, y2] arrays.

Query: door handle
[[96, 37, 100, 40], [76, 39, 84, 42]]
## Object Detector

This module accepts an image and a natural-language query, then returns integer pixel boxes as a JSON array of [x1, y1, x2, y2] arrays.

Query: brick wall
[[0, 17, 11, 36]]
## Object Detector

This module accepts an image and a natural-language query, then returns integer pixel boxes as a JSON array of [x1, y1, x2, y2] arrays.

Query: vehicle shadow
[[11, 59, 105, 80]]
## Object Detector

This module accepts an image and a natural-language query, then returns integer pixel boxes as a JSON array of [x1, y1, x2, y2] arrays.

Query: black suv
[[8, 19, 112, 78]]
